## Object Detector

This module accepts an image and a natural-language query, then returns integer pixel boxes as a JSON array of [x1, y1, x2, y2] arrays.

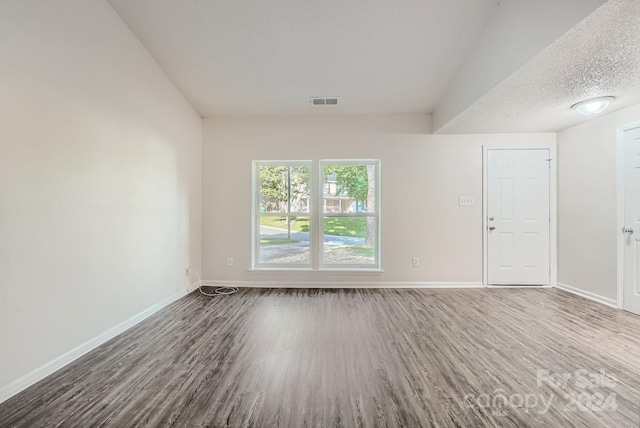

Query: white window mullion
[[311, 160, 321, 270]]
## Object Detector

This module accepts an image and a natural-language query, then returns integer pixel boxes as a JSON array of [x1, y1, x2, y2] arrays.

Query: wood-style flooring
[[1, 287, 640, 427]]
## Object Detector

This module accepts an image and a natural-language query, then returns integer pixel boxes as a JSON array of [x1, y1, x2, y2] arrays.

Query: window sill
[[248, 268, 384, 275]]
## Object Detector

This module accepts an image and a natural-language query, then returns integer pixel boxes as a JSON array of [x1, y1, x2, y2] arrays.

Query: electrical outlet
[[227, 258, 234, 267], [458, 196, 475, 206], [412, 257, 420, 267]]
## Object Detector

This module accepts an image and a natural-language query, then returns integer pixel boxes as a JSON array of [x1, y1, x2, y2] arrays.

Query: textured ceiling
[[107, 0, 499, 117], [437, 0, 640, 133]]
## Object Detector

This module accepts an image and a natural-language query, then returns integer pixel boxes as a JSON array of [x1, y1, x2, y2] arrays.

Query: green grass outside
[[345, 246, 375, 257], [260, 216, 368, 238], [260, 216, 310, 232], [323, 217, 367, 237], [260, 237, 300, 246]]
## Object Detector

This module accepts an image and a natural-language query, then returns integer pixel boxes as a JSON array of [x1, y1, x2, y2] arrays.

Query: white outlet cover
[[458, 196, 475, 206]]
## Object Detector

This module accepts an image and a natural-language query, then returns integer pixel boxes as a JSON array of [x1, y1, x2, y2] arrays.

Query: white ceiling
[[436, 0, 640, 134], [107, 0, 638, 133], [107, 0, 500, 117]]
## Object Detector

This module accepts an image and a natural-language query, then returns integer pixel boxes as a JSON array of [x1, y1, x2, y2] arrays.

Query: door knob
[[489, 216, 494, 221], [622, 227, 634, 234], [489, 226, 496, 231]]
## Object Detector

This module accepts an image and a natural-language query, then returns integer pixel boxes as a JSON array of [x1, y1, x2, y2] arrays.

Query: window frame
[[251, 159, 381, 271], [252, 160, 313, 270], [319, 159, 381, 270]]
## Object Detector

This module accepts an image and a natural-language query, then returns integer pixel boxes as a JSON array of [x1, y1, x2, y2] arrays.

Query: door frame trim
[[482, 144, 557, 287], [616, 122, 640, 309]]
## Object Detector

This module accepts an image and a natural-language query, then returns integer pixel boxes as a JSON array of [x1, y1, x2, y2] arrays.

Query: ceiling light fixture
[[571, 96, 615, 116]]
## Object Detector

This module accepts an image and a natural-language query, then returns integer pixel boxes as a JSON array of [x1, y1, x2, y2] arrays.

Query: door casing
[[616, 122, 640, 309], [482, 144, 557, 287]]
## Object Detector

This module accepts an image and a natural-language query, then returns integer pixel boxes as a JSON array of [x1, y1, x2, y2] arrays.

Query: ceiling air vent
[[310, 97, 339, 106]]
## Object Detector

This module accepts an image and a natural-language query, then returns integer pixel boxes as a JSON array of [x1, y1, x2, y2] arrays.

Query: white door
[[623, 126, 640, 315], [487, 149, 550, 285]]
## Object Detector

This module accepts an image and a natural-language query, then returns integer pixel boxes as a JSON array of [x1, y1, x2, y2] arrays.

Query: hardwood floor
[[1, 287, 639, 427]]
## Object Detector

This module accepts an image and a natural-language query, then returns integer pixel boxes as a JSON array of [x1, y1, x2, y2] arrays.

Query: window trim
[[251, 159, 381, 271], [252, 160, 313, 269]]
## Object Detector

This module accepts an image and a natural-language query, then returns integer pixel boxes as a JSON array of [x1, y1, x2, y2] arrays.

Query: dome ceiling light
[[571, 96, 615, 116]]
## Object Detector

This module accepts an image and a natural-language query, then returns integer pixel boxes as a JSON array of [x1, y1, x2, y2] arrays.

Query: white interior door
[[487, 149, 550, 285], [623, 126, 640, 315]]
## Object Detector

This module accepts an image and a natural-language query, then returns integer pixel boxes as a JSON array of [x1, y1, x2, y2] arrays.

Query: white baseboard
[[187, 280, 202, 293], [555, 282, 618, 308], [487, 285, 552, 288], [0, 289, 190, 405], [200, 280, 484, 289]]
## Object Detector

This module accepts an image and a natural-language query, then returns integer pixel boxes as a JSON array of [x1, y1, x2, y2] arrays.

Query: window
[[252, 159, 380, 270], [254, 161, 311, 267], [320, 160, 378, 268]]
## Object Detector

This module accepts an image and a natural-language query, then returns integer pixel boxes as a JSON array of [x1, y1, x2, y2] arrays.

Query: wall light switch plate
[[458, 196, 475, 206]]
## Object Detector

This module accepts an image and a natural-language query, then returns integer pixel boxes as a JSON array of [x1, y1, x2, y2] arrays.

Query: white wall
[[0, 0, 202, 393], [202, 116, 554, 285], [558, 103, 640, 301]]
